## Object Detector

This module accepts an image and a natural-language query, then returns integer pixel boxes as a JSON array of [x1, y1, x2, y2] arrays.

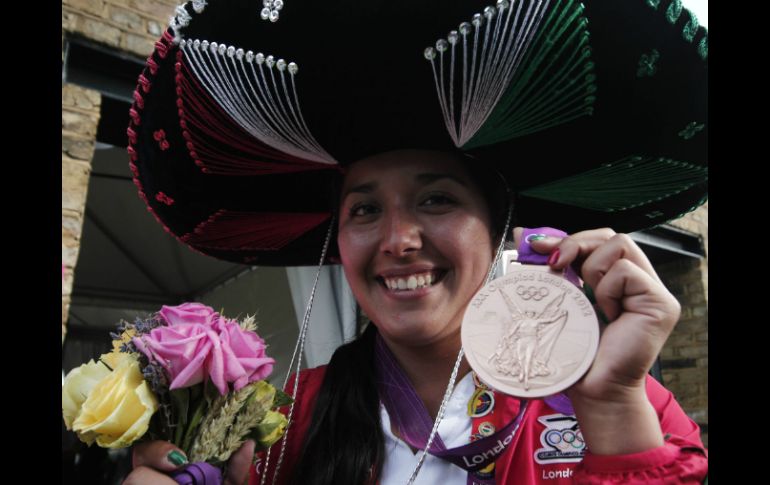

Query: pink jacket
[[251, 366, 707, 484]]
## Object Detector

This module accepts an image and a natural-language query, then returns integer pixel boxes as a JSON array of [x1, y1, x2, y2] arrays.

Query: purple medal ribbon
[[170, 462, 222, 485], [375, 335, 528, 484], [518, 227, 576, 416]]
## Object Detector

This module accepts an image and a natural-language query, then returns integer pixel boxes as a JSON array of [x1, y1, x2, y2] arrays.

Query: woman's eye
[[349, 203, 379, 217], [421, 194, 455, 207]]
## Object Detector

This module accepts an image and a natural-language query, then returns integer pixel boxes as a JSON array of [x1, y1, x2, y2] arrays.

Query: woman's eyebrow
[[341, 173, 466, 200], [415, 173, 468, 187], [341, 182, 376, 201]]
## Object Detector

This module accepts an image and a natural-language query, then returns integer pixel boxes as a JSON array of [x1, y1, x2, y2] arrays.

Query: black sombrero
[[128, 0, 708, 265]]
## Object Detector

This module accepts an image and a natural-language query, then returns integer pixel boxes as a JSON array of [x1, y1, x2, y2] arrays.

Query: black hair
[[290, 324, 383, 485], [459, 153, 513, 245]]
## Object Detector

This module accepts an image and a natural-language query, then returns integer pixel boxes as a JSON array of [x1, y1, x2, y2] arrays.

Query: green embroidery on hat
[[662, 193, 709, 226], [666, 0, 683, 24], [464, 0, 596, 149], [645, 0, 707, 60], [698, 35, 708, 60], [520, 155, 708, 212], [679, 122, 705, 140], [682, 11, 699, 42], [637, 49, 660, 77]]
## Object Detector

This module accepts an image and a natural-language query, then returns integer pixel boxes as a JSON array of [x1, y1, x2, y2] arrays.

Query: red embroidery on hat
[[155, 32, 174, 59], [125, 30, 211, 255], [174, 50, 342, 176], [147, 57, 159, 76], [181, 211, 331, 251], [138, 74, 151, 93], [152, 130, 170, 151], [132, 90, 145, 109], [155, 191, 175, 206], [129, 107, 141, 125]]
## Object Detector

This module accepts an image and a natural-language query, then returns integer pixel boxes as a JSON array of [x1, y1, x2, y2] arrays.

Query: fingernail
[[527, 234, 547, 242], [547, 248, 560, 266], [167, 450, 188, 466]]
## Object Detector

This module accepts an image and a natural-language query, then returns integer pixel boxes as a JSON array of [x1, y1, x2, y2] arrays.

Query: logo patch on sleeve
[[534, 414, 586, 464]]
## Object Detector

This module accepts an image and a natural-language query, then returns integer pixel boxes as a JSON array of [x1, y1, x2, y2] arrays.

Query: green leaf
[[272, 388, 294, 408], [189, 382, 203, 402], [204, 378, 222, 404], [170, 388, 190, 426], [170, 388, 190, 446], [181, 393, 208, 454]]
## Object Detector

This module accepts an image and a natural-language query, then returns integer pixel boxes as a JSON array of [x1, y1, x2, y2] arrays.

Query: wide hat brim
[[129, 0, 708, 266]]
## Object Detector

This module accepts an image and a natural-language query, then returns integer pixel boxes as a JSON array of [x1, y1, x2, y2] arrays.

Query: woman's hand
[[514, 227, 681, 454], [123, 440, 256, 485]]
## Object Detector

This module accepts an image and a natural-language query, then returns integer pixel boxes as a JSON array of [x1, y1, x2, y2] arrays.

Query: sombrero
[[128, 0, 708, 265]]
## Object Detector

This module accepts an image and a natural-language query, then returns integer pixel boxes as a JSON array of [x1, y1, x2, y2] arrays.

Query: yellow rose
[[62, 359, 112, 444], [68, 354, 158, 448], [254, 410, 288, 449], [100, 347, 131, 370]]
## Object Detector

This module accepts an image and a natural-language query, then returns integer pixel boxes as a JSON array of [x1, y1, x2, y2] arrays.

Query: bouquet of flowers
[[62, 302, 290, 483]]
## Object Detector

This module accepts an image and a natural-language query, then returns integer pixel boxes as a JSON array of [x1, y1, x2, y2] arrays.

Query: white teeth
[[383, 271, 440, 291]]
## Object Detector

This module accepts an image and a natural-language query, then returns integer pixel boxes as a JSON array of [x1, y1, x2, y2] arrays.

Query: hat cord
[[261, 215, 336, 485], [407, 200, 513, 484]]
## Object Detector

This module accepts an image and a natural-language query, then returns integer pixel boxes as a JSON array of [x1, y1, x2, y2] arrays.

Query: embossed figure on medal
[[491, 287, 568, 390]]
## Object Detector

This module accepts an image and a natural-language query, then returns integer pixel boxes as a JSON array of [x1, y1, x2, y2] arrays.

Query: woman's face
[[338, 150, 495, 348]]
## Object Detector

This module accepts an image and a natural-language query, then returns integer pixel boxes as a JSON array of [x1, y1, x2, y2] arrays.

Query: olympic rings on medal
[[515, 285, 550, 301]]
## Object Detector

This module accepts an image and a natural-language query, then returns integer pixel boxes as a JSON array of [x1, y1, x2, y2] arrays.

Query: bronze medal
[[462, 264, 599, 399]]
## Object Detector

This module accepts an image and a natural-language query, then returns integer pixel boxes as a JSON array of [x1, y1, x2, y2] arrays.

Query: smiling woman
[[122, 1, 707, 484]]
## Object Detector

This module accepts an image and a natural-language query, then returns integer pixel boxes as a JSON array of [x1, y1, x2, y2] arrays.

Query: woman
[[122, 0, 708, 483], [126, 150, 707, 484]]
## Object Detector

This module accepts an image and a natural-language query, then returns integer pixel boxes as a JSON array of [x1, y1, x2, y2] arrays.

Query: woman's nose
[[379, 211, 422, 257]]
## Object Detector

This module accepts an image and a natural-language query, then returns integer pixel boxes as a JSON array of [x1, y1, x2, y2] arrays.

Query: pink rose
[[159, 302, 219, 326], [213, 317, 275, 391], [133, 313, 275, 395]]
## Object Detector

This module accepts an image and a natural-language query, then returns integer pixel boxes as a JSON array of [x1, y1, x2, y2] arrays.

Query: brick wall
[[659, 204, 708, 446], [62, 0, 178, 58], [62, 84, 101, 342]]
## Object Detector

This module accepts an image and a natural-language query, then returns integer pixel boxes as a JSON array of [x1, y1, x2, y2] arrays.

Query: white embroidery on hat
[[425, 0, 596, 149], [179, 38, 337, 165]]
